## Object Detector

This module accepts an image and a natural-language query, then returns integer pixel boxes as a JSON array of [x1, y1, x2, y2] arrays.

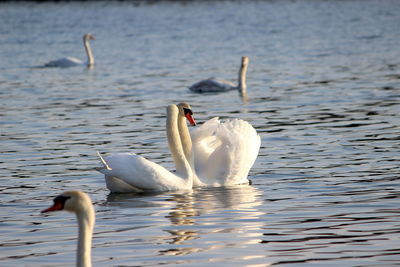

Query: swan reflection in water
[[161, 185, 264, 256], [167, 185, 264, 256], [105, 185, 263, 257]]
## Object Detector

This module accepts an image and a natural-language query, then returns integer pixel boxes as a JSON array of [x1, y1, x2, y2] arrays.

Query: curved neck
[[166, 105, 192, 181], [76, 209, 94, 267], [238, 61, 248, 96], [83, 39, 94, 66], [177, 113, 194, 168]]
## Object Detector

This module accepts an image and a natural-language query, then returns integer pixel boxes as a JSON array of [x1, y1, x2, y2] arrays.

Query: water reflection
[[193, 185, 262, 212], [240, 90, 249, 104], [166, 194, 197, 226], [162, 186, 264, 256], [2, 0, 400, 265], [105, 185, 264, 258]]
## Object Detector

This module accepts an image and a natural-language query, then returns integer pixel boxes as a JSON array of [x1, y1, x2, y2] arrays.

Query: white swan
[[44, 34, 95, 68], [189, 56, 249, 97], [42, 190, 95, 267], [96, 104, 194, 193], [177, 103, 261, 187]]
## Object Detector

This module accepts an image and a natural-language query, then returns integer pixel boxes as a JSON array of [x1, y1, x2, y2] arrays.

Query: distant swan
[[42, 190, 95, 267], [189, 56, 249, 97], [96, 104, 194, 193], [177, 103, 260, 187], [44, 34, 95, 68]]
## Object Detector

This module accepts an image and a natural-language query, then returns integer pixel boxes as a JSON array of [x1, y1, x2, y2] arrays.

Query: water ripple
[[1, 1, 400, 266]]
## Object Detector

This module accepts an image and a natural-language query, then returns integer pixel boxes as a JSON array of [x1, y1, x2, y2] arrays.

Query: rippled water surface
[[1, 0, 400, 266]]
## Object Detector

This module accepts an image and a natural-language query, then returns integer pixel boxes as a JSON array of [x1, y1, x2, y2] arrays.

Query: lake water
[[1, 0, 400, 266]]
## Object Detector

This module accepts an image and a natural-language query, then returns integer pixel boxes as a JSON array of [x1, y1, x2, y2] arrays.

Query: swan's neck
[[177, 114, 193, 168], [83, 39, 94, 66], [167, 105, 192, 184], [238, 61, 248, 97], [76, 209, 94, 267]]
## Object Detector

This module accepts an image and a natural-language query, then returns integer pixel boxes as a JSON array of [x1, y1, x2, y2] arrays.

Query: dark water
[[1, 0, 400, 266]]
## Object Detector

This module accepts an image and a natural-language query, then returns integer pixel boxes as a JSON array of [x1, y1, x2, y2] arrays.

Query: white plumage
[[189, 117, 260, 186], [96, 103, 260, 192], [96, 104, 193, 193], [44, 34, 95, 68], [189, 56, 249, 96]]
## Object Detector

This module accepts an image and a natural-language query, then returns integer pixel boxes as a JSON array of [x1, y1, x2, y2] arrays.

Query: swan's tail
[[95, 151, 112, 172]]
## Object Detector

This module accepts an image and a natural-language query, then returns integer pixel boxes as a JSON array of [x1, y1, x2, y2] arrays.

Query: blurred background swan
[[189, 56, 249, 99], [44, 33, 95, 68]]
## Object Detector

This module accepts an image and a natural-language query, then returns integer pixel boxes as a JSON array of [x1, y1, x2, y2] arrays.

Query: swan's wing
[[215, 79, 236, 87], [96, 152, 190, 192], [44, 57, 83, 68], [210, 119, 261, 185], [189, 78, 236, 93], [191, 119, 260, 186], [190, 117, 220, 141], [190, 117, 221, 176]]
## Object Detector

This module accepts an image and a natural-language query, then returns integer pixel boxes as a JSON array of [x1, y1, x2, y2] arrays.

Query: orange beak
[[41, 201, 63, 213], [185, 113, 196, 126]]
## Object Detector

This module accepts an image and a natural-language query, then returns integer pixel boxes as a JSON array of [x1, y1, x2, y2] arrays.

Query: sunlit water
[[1, 0, 400, 266]]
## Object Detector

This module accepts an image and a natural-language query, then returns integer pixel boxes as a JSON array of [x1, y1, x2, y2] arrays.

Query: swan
[[189, 56, 249, 97], [44, 34, 95, 68], [96, 104, 194, 193], [177, 102, 261, 186], [42, 190, 95, 267]]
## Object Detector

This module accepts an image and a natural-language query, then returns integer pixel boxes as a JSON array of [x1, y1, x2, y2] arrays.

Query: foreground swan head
[[42, 190, 95, 267]]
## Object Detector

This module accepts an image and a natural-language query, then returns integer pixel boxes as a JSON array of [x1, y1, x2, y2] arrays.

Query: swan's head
[[42, 190, 93, 215], [177, 102, 196, 126], [241, 56, 249, 67], [83, 34, 95, 41]]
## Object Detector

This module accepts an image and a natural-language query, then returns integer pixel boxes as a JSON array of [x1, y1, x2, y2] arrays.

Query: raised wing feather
[[191, 118, 260, 186]]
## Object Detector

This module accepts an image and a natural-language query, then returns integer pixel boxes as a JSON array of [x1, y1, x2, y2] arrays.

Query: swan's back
[[97, 152, 193, 193], [189, 78, 236, 93], [44, 57, 83, 68]]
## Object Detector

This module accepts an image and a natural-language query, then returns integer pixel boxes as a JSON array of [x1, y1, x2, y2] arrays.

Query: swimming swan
[[189, 56, 249, 97], [42, 190, 95, 267], [44, 34, 95, 68], [96, 104, 195, 193], [177, 102, 260, 187]]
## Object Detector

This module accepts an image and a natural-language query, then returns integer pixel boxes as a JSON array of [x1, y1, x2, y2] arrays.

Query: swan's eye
[[54, 195, 71, 209], [183, 108, 193, 116]]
